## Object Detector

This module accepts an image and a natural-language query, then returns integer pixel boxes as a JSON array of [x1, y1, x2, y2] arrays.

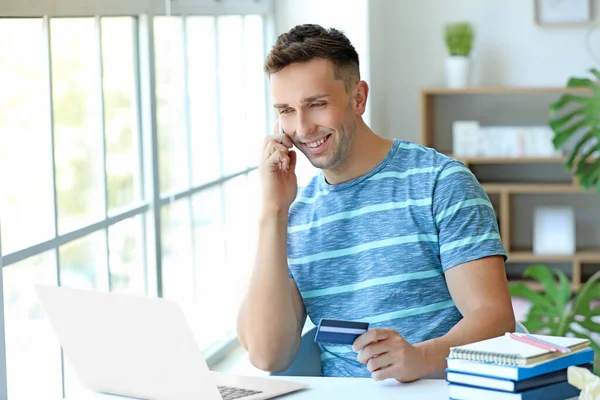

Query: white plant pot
[[445, 56, 470, 88]]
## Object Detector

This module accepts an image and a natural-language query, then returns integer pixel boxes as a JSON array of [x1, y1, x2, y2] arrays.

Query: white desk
[[69, 377, 450, 399], [277, 377, 449, 399], [67, 377, 580, 400]]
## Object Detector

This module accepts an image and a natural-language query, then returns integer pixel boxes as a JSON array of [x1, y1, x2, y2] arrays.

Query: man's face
[[271, 58, 358, 170]]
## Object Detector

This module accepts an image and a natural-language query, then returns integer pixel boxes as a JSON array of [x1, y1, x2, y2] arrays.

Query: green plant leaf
[[575, 283, 600, 316], [564, 132, 593, 170], [509, 282, 554, 310], [557, 270, 572, 306], [572, 270, 600, 317], [566, 77, 600, 97], [522, 318, 556, 334], [550, 94, 588, 115], [527, 308, 561, 319], [549, 69, 600, 192], [577, 319, 600, 333], [444, 23, 473, 57], [567, 77, 596, 87], [579, 159, 600, 189], [523, 265, 564, 309], [577, 145, 600, 169], [552, 119, 587, 149], [575, 147, 600, 189], [549, 109, 581, 132], [574, 71, 600, 97]]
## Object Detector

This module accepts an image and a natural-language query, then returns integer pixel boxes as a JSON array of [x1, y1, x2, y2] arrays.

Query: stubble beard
[[307, 111, 357, 171]]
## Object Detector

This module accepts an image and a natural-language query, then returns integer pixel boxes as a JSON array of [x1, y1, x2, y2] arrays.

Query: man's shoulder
[[386, 139, 462, 185]]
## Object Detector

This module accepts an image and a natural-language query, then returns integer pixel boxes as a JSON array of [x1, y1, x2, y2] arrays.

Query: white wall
[[370, 0, 600, 143], [272, 0, 600, 181]]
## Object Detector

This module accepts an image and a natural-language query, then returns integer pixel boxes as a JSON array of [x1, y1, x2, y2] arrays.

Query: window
[[2, 252, 62, 400], [0, 4, 271, 398], [0, 18, 54, 255], [152, 13, 267, 351]]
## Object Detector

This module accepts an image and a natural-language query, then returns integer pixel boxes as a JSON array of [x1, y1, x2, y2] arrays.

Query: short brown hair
[[264, 24, 360, 91]]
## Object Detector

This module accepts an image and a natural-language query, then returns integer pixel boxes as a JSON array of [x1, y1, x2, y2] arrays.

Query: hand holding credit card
[[314, 319, 369, 346]]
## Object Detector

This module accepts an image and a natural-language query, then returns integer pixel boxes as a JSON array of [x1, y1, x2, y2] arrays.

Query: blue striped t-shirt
[[287, 139, 506, 377]]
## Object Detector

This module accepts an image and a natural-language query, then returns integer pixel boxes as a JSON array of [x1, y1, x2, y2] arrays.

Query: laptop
[[35, 285, 308, 400]]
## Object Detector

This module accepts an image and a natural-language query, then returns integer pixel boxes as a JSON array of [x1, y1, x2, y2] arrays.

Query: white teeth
[[306, 136, 328, 148]]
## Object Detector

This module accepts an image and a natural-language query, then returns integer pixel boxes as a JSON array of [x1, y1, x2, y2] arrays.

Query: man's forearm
[[237, 212, 300, 371], [415, 306, 516, 378]]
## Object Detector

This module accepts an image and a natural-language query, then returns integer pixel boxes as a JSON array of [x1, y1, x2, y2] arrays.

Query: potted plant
[[444, 22, 474, 88], [549, 68, 600, 192], [509, 265, 600, 374]]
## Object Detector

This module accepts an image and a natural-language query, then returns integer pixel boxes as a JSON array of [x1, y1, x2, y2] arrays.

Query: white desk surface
[[67, 376, 580, 400], [279, 377, 450, 399], [68, 377, 450, 400]]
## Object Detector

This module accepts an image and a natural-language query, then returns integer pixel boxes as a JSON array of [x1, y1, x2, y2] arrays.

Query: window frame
[[0, 0, 274, 18], [0, 1, 275, 396]]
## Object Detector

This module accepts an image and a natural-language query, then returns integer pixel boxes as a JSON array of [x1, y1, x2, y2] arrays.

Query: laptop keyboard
[[217, 385, 263, 400]]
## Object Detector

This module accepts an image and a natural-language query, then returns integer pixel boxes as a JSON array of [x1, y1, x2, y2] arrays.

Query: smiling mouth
[[305, 134, 331, 149]]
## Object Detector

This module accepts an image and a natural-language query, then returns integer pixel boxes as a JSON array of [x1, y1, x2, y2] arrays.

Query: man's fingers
[[262, 141, 290, 164], [267, 149, 291, 171], [264, 133, 293, 149], [263, 141, 288, 157], [372, 363, 398, 381], [367, 353, 395, 373], [352, 329, 391, 352], [356, 341, 389, 364]]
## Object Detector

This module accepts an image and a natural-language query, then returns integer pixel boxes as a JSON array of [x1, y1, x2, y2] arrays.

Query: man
[[237, 24, 515, 382]]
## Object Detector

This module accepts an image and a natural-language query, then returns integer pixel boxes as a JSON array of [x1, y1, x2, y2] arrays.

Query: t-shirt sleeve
[[432, 160, 507, 272]]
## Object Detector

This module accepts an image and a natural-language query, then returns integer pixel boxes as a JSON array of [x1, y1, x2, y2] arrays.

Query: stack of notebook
[[446, 333, 595, 400]]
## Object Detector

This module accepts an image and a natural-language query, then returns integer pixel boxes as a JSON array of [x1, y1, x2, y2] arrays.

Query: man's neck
[[323, 122, 394, 185]]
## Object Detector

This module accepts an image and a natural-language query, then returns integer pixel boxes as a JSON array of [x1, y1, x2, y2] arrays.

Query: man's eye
[[279, 109, 291, 115], [311, 102, 325, 108]]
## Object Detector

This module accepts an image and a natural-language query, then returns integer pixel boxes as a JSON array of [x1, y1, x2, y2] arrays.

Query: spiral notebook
[[448, 334, 590, 366]]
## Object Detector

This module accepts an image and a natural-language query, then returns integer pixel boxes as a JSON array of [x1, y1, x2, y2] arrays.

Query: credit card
[[314, 319, 369, 345]]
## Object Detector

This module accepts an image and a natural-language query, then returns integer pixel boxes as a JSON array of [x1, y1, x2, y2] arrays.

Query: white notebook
[[448, 334, 590, 366]]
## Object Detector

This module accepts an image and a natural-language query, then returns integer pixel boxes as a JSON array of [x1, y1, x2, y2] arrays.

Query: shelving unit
[[420, 86, 600, 292]]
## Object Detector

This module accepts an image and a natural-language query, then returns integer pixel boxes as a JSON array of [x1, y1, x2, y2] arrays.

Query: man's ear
[[353, 80, 369, 116]]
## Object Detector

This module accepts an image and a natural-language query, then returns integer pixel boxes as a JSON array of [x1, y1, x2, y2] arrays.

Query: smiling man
[[236, 24, 515, 381]]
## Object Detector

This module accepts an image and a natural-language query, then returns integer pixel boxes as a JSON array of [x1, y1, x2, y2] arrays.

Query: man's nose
[[295, 112, 318, 138]]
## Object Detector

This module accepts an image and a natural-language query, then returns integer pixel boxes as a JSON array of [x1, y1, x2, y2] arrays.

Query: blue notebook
[[446, 363, 593, 392], [447, 347, 594, 381], [448, 379, 580, 400]]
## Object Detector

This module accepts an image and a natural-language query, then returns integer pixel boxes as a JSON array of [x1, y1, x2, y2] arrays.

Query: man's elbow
[[505, 312, 516, 333], [247, 349, 292, 373], [493, 305, 516, 333]]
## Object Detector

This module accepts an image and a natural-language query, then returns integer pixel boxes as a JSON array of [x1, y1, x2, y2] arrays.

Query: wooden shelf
[[421, 86, 600, 290], [481, 183, 583, 194], [421, 86, 591, 95], [576, 251, 600, 262], [507, 250, 600, 263]]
